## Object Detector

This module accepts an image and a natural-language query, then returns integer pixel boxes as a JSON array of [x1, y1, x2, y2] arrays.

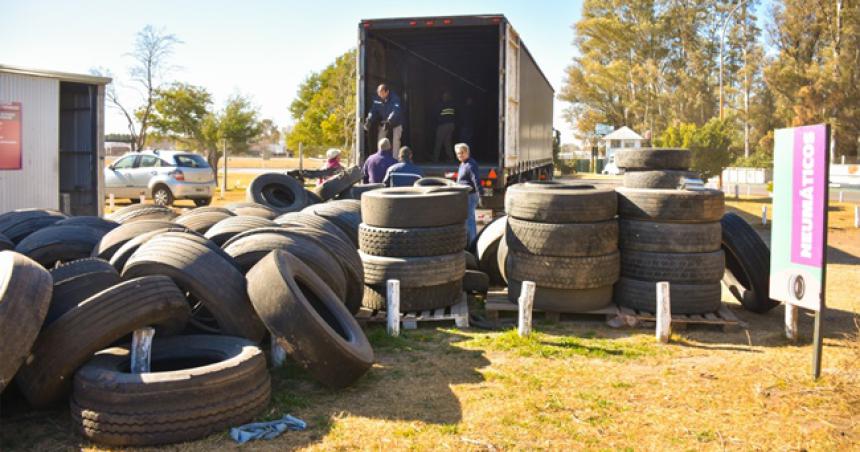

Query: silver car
[[104, 150, 216, 207]]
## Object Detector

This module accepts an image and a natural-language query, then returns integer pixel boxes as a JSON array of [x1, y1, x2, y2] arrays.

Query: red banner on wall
[[0, 102, 23, 170]]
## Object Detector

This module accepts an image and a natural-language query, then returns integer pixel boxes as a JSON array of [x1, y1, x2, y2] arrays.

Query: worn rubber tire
[[507, 279, 613, 312], [15, 276, 190, 407], [508, 250, 620, 290], [181, 206, 234, 216], [476, 216, 506, 285], [70, 335, 269, 447], [615, 277, 721, 314], [620, 249, 725, 284], [247, 251, 373, 388], [47, 258, 120, 326], [0, 252, 52, 392], [108, 228, 192, 272], [343, 183, 384, 200], [465, 251, 478, 270], [315, 166, 362, 201], [506, 217, 618, 257], [615, 148, 691, 170], [497, 232, 510, 285], [616, 188, 725, 223], [505, 183, 617, 223], [358, 223, 466, 257], [0, 209, 67, 243], [55, 216, 119, 233], [622, 170, 698, 189], [93, 220, 182, 260], [122, 235, 265, 342], [203, 216, 278, 246], [0, 233, 13, 251], [360, 251, 465, 287], [362, 279, 464, 311], [246, 173, 307, 213], [362, 187, 467, 228], [304, 200, 362, 246], [174, 210, 234, 234], [464, 270, 489, 295], [721, 212, 778, 313], [618, 219, 721, 253], [15, 225, 107, 268], [105, 204, 152, 221], [274, 212, 352, 246], [414, 177, 457, 187], [111, 206, 177, 224], [224, 202, 279, 219]]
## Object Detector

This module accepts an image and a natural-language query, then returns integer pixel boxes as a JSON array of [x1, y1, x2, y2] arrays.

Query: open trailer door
[[503, 23, 520, 169]]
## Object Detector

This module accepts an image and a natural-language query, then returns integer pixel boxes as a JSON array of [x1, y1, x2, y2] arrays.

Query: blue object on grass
[[230, 414, 307, 444]]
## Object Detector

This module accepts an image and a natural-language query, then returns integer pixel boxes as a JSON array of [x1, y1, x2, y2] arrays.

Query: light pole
[[719, 0, 747, 121]]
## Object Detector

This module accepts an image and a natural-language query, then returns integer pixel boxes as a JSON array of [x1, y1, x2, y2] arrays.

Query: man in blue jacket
[[362, 138, 398, 184], [364, 84, 403, 152], [455, 142, 483, 243], [383, 146, 423, 187]]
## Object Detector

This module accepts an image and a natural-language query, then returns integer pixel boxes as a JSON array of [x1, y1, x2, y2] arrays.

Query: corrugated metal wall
[[0, 73, 60, 212]]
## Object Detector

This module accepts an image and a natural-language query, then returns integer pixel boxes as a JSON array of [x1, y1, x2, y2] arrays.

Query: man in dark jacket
[[364, 84, 403, 152], [432, 92, 456, 162], [383, 146, 423, 187], [362, 138, 398, 184], [455, 142, 483, 243]]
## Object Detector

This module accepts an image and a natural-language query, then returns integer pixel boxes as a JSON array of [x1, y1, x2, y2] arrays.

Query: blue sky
[[1, 0, 582, 142]]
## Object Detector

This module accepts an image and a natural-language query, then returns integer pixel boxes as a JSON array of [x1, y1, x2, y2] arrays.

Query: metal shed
[[0, 64, 111, 216]]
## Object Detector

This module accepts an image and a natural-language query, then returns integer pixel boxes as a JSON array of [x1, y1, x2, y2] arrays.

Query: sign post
[[0, 102, 23, 170], [769, 124, 830, 379]]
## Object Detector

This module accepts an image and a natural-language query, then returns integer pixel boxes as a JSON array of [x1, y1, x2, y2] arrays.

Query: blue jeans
[[466, 193, 479, 244]]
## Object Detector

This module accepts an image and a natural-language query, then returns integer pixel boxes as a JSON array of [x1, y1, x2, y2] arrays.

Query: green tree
[[657, 118, 735, 179]]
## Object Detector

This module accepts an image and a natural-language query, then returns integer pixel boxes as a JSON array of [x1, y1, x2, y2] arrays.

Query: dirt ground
[[4, 195, 859, 451]]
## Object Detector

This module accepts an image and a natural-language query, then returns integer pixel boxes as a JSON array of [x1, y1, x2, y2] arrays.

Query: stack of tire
[[614, 148, 726, 314], [503, 182, 620, 312], [358, 187, 468, 312]]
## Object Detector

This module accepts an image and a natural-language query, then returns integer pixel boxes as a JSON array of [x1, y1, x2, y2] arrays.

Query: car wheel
[[193, 198, 212, 207], [152, 186, 174, 207]]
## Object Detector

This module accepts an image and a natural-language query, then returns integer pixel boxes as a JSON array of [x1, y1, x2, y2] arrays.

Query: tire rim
[[154, 189, 169, 206]]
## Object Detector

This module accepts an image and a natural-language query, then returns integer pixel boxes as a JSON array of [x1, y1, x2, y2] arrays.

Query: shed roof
[[602, 126, 643, 141], [0, 64, 111, 85]]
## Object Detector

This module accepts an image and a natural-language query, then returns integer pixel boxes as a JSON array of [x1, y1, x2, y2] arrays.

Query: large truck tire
[[224, 202, 279, 219], [247, 251, 373, 388], [507, 250, 620, 290], [70, 335, 269, 447], [122, 235, 265, 342], [507, 279, 613, 313], [622, 170, 698, 189], [475, 216, 506, 285], [721, 212, 778, 313], [55, 216, 119, 233], [16, 225, 108, 268], [15, 276, 190, 407], [615, 277, 721, 314], [304, 200, 362, 246], [108, 228, 191, 272], [497, 237, 510, 284], [615, 148, 691, 170], [618, 219, 722, 253], [620, 249, 725, 284], [275, 212, 352, 246], [463, 270, 490, 295], [506, 217, 618, 257], [361, 187, 467, 228], [204, 216, 277, 246], [362, 279, 464, 311], [505, 183, 617, 223], [246, 173, 308, 213], [0, 252, 52, 392], [0, 209, 67, 243], [47, 258, 120, 325], [93, 220, 183, 260], [105, 204, 153, 221], [111, 206, 177, 224], [315, 166, 362, 201], [360, 251, 465, 287], [616, 188, 724, 223], [174, 210, 234, 234], [358, 223, 466, 257]]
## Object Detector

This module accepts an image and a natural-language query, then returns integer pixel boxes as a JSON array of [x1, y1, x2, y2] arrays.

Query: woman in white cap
[[318, 148, 343, 185]]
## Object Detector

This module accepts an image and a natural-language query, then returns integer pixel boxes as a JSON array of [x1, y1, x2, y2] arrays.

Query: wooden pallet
[[483, 289, 620, 323], [616, 304, 747, 331], [356, 294, 469, 330]]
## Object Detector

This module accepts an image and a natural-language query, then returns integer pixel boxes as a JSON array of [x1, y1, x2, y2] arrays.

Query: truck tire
[[315, 166, 362, 201], [507, 250, 620, 290], [246, 173, 307, 213], [505, 183, 617, 223], [620, 249, 725, 284], [0, 252, 52, 392], [475, 216, 506, 285], [181, 206, 234, 215], [622, 170, 698, 189], [360, 251, 465, 287], [224, 202, 279, 219], [0, 209, 67, 243], [463, 270, 489, 295], [204, 216, 278, 246], [105, 204, 152, 221], [721, 212, 778, 313], [615, 277, 721, 314], [111, 206, 177, 224], [497, 237, 509, 284], [93, 220, 182, 260], [618, 219, 722, 253], [0, 233, 13, 251], [70, 335, 269, 447], [55, 216, 119, 233], [304, 189, 323, 206], [507, 279, 613, 313], [342, 183, 384, 200], [122, 235, 265, 342], [465, 251, 479, 270], [15, 276, 190, 407], [506, 217, 618, 257], [304, 200, 363, 246], [275, 212, 352, 246], [362, 279, 464, 311], [358, 223, 466, 257], [16, 225, 108, 268], [616, 188, 724, 223], [414, 177, 457, 187], [615, 148, 691, 170], [174, 210, 234, 234], [361, 187, 467, 228], [247, 251, 373, 388], [47, 258, 120, 325], [108, 228, 192, 272]]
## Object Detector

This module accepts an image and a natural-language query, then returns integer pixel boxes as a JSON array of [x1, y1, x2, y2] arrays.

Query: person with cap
[[432, 91, 456, 162], [317, 148, 343, 185], [455, 142, 483, 243], [361, 138, 398, 184], [364, 83, 403, 152], [383, 146, 423, 187]]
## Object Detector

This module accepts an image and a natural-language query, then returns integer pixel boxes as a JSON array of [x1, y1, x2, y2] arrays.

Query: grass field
[[5, 194, 859, 451]]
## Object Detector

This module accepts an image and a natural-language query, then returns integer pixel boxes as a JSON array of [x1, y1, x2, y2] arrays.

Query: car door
[[131, 155, 160, 195], [104, 155, 138, 198]]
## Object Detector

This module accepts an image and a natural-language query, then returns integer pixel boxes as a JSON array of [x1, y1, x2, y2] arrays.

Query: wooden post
[[271, 343, 286, 367], [838, 191, 844, 203], [762, 205, 768, 225], [518, 281, 536, 337], [130, 327, 155, 373], [139, 195, 145, 204], [785, 303, 799, 342], [734, 184, 739, 199], [656, 282, 671, 343], [387, 279, 400, 337], [298, 143, 304, 173], [108, 193, 115, 212], [855, 205, 859, 228]]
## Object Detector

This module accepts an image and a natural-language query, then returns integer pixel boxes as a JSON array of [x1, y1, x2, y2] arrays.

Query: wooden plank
[[704, 313, 719, 321]]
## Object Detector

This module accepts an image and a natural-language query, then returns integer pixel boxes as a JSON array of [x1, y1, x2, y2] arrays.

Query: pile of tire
[[614, 148, 726, 314], [359, 187, 468, 312], [503, 182, 620, 312]]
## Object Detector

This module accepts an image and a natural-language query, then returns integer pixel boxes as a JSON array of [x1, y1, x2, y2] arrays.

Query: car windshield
[[173, 154, 210, 168]]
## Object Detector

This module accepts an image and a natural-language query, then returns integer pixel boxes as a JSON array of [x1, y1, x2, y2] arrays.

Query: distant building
[[599, 126, 644, 175], [105, 141, 132, 157]]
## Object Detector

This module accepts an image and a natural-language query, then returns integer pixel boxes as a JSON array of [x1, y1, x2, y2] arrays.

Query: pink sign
[[790, 125, 827, 268], [0, 102, 22, 170]]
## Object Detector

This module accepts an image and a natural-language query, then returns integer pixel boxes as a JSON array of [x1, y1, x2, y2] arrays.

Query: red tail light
[[409, 21, 417, 26], [171, 170, 185, 181], [425, 20, 435, 26], [442, 19, 453, 25]]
